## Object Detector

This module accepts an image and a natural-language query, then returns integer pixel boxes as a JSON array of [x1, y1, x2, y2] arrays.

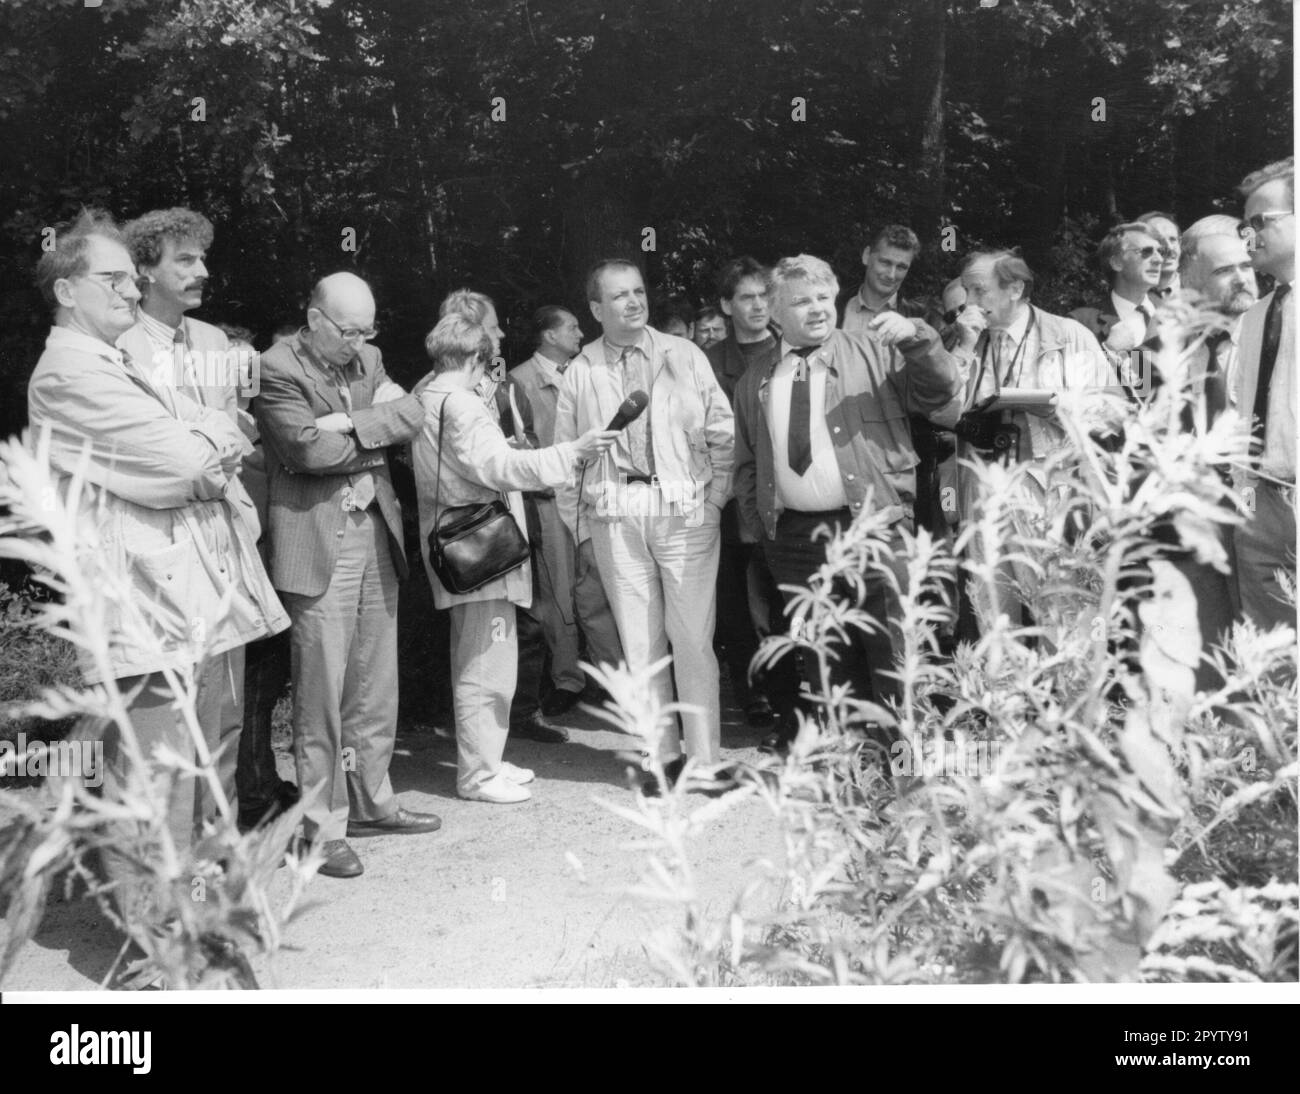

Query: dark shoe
[[511, 712, 570, 744], [541, 688, 583, 718], [317, 839, 364, 879], [236, 779, 301, 833], [641, 755, 687, 797], [346, 806, 443, 838], [691, 760, 739, 795], [744, 697, 776, 729]]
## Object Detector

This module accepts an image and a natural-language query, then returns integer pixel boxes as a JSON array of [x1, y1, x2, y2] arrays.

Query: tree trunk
[[909, 0, 947, 246]]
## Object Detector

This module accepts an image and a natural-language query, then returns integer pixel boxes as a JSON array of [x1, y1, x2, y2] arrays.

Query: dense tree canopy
[[0, 0, 1291, 435]]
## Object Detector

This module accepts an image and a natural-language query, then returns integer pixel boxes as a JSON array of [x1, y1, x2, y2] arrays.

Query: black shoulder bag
[[426, 395, 530, 594]]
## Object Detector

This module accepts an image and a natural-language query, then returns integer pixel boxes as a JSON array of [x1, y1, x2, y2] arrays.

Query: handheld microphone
[[605, 390, 649, 431]]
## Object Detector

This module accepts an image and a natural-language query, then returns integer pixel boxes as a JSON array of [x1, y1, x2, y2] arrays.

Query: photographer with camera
[[951, 251, 1114, 633]]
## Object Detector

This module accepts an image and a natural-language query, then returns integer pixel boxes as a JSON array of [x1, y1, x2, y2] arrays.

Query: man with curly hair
[[119, 207, 239, 422]]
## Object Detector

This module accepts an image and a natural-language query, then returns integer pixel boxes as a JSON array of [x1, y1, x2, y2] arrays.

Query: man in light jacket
[[554, 259, 735, 794], [26, 209, 289, 871]]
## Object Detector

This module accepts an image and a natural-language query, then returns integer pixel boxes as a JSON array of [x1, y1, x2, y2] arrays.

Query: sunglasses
[[1122, 244, 1172, 260], [1238, 211, 1293, 237]]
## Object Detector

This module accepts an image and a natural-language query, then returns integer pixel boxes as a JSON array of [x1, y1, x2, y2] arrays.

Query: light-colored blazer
[[553, 326, 734, 544], [27, 327, 288, 683], [413, 375, 580, 610], [118, 315, 237, 423], [1230, 288, 1289, 487]]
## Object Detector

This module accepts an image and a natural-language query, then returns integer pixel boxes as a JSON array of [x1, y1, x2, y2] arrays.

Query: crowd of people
[[19, 155, 1294, 887]]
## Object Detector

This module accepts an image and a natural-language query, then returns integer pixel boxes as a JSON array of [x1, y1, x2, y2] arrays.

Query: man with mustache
[[119, 208, 239, 422], [27, 210, 288, 905], [1137, 211, 1184, 301], [554, 259, 735, 794]]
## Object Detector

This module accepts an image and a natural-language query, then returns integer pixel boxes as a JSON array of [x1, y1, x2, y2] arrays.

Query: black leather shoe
[[346, 807, 443, 838], [511, 712, 570, 744], [317, 839, 364, 879], [641, 755, 687, 797], [541, 688, 583, 717], [237, 779, 302, 833]]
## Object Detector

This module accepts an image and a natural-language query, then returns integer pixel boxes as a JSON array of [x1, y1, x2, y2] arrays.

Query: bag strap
[[431, 391, 515, 523]]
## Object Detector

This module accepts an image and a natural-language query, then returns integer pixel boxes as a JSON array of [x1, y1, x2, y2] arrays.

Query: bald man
[[255, 272, 440, 879]]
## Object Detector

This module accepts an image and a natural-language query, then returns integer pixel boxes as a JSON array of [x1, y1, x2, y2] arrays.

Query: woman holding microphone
[[413, 313, 617, 803]]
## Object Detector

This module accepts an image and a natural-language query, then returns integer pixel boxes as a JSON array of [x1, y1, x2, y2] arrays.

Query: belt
[[623, 473, 654, 486]]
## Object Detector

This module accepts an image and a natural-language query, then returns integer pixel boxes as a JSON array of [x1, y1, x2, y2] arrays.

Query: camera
[[954, 409, 1020, 458]]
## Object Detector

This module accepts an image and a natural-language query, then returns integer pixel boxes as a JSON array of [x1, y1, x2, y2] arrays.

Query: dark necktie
[[1203, 331, 1229, 427], [1252, 283, 1290, 448], [787, 345, 817, 476]]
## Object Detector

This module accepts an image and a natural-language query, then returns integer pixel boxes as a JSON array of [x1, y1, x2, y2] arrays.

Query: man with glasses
[[27, 210, 288, 905], [1232, 157, 1296, 631], [1136, 211, 1183, 300], [1071, 222, 1167, 394], [255, 272, 440, 880]]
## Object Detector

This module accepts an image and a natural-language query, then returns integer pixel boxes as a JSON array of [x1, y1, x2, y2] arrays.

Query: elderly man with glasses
[[254, 272, 441, 880], [1070, 222, 1168, 397], [26, 210, 288, 910]]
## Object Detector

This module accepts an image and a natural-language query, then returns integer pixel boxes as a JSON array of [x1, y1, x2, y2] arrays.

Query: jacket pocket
[[131, 540, 201, 642], [684, 427, 711, 478], [856, 403, 918, 473]]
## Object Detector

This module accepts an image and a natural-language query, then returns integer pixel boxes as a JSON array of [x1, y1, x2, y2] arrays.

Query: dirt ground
[[3, 677, 785, 992]]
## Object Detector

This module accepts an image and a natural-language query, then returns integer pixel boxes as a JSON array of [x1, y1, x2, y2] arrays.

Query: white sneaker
[[458, 773, 532, 804], [500, 761, 535, 785]]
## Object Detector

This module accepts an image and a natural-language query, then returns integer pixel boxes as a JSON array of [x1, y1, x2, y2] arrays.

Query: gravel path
[[5, 682, 783, 991]]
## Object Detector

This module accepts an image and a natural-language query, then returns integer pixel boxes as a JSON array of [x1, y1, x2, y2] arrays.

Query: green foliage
[[0, 580, 81, 756], [0, 0, 1290, 440], [605, 308, 1297, 985], [0, 435, 316, 989]]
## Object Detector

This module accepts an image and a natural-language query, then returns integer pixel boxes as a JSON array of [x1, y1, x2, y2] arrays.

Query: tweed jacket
[[733, 325, 964, 541], [253, 334, 425, 597], [27, 326, 288, 683], [413, 375, 581, 610], [553, 326, 735, 544]]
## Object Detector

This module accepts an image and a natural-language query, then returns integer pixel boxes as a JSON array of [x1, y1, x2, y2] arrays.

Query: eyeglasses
[[1238, 211, 1293, 238], [1122, 245, 1172, 260], [85, 270, 141, 294], [318, 311, 378, 342]]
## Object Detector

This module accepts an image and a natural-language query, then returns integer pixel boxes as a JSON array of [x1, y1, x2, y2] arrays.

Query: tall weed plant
[[605, 304, 1297, 985], [0, 430, 317, 989]]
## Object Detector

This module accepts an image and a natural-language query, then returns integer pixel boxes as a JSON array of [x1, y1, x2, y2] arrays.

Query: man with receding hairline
[[255, 272, 439, 879]]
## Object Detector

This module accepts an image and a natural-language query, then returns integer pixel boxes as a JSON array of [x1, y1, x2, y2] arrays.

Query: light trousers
[[449, 598, 516, 792], [1235, 480, 1297, 632], [284, 508, 399, 842], [533, 496, 624, 690], [590, 495, 721, 763]]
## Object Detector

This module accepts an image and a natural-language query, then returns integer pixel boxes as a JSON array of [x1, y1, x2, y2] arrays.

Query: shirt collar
[[1111, 291, 1145, 320], [138, 308, 180, 350], [49, 324, 126, 367], [998, 305, 1029, 343], [602, 330, 651, 364], [855, 286, 897, 313], [530, 351, 568, 387], [778, 337, 832, 364]]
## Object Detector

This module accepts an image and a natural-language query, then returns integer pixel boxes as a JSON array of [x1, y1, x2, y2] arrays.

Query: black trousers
[[763, 508, 907, 717], [236, 627, 291, 809]]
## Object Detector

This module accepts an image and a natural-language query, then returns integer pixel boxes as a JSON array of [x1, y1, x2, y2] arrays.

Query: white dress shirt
[[766, 341, 848, 512]]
